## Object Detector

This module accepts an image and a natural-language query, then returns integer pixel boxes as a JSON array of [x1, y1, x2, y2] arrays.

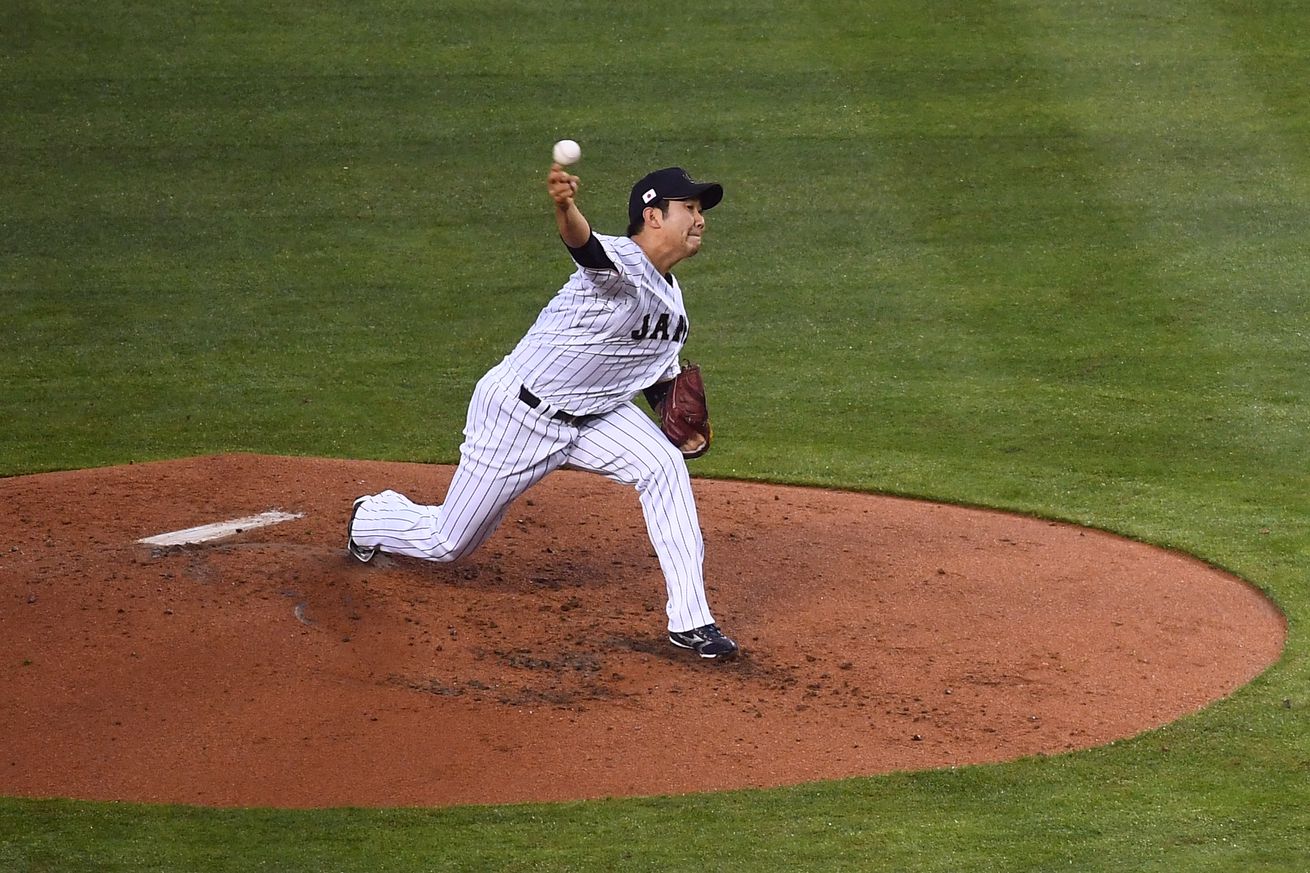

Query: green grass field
[[3, 0, 1308, 869]]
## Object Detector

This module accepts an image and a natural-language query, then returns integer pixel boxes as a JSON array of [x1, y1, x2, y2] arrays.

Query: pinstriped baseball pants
[[349, 360, 716, 633]]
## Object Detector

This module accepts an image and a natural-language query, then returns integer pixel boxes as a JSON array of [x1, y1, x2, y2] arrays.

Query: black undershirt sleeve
[[565, 233, 614, 270]]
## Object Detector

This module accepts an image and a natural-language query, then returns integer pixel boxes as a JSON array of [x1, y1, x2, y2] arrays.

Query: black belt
[[518, 385, 599, 427]]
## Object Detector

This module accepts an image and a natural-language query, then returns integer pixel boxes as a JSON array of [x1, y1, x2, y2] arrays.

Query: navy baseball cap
[[628, 167, 724, 225]]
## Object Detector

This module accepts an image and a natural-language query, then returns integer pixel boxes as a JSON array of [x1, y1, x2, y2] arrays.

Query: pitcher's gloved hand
[[645, 364, 712, 459]]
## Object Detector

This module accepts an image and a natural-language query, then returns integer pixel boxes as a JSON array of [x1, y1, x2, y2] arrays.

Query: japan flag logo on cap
[[642, 188, 658, 204]]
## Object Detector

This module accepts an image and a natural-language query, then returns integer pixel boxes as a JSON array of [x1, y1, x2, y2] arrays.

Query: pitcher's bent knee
[[634, 439, 692, 493]]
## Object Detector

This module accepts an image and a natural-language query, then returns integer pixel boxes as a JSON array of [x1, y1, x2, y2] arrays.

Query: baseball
[[552, 139, 581, 166]]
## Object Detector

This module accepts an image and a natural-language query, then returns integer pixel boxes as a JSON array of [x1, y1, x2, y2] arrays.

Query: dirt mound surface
[[0, 454, 1285, 808]]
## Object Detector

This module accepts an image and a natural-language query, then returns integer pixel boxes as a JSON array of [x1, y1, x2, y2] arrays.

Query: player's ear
[[643, 206, 663, 229]]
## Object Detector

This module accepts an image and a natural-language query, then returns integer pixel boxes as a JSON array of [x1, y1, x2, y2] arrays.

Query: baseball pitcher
[[347, 158, 736, 659]]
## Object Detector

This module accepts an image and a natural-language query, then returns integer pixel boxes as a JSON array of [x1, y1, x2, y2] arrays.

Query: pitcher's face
[[661, 197, 706, 258]]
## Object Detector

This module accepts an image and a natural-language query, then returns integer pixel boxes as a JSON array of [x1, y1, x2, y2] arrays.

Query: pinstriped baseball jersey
[[504, 233, 685, 415]]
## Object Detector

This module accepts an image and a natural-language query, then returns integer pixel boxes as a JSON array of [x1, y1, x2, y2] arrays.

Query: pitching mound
[[0, 454, 1285, 808]]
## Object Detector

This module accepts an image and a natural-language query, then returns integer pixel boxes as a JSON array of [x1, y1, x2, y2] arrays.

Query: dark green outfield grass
[[2, 1, 1308, 870]]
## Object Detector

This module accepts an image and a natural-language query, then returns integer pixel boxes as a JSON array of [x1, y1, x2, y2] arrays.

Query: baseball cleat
[[346, 496, 378, 563], [668, 623, 738, 659]]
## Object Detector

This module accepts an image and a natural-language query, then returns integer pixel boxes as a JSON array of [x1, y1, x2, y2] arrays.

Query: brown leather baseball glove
[[644, 363, 712, 459]]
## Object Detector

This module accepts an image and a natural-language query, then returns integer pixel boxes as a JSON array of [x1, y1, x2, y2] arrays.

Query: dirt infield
[[0, 454, 1286, 808]]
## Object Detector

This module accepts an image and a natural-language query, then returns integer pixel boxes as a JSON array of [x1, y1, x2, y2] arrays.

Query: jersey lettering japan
[[503, 232, 685, 414]]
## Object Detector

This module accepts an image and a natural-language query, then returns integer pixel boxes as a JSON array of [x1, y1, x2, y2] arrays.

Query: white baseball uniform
[[350, 232, 716, 633]]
